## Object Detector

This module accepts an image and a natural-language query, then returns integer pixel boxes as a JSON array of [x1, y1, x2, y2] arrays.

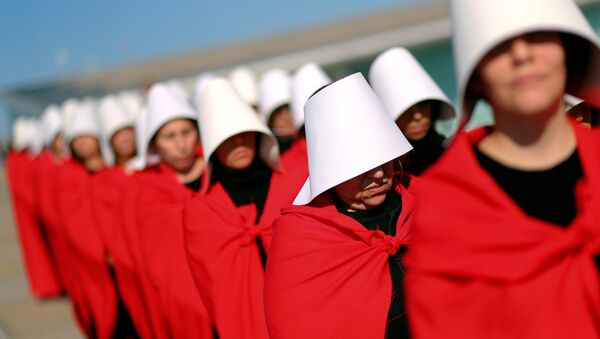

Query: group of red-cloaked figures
[[6, 0, 600, 338]]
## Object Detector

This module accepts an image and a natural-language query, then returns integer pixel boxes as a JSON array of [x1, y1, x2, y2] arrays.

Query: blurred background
[[1, 0, 599, 337]]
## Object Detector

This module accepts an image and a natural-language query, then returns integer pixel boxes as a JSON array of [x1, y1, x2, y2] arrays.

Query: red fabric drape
[[6, 150, 63, 298], [112, 171, 156, 338], [264, 181, 415, 339], [58, 159, 118, 339], [36, 151, 72, 292], [405, 122, 600, 339], [183, 164, 306, 339], [134, 162, 213, 338]]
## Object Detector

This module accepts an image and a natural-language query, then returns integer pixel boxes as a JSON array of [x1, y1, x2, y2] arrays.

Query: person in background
[[6, 116, 64, 299], [230, 66, 261, 115], [369, 47, 456, 175], [91, 95, 139, 337], [118, 83, 213, 339], [36, 105, 71, 296], [184, 77, 304, 339], [259, 69, 297, 154], [57, 100, 119, 339], [405, 0, 600, 337]]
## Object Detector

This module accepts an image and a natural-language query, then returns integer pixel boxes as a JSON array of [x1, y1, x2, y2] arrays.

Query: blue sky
[[0, 0, 421, 91]]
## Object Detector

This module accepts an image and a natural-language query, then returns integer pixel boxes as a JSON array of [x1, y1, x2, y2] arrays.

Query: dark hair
[[561, 33, 592, 95]]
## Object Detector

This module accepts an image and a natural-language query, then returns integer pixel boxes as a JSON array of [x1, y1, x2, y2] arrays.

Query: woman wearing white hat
[[405, 0, 600, 338], [115, 83, 213, 339], [230, 66, 260, 113], [93, 96, 137, 257], [259, 69, 296, 153], [264, 73, 415, 339], [5, 117, 64, 299], [87, 96, 140, 337], [37, 105, 72, 296], [57, 101, 124, 339], [370, 47, 456, 175], [183, 77, 304, 339]]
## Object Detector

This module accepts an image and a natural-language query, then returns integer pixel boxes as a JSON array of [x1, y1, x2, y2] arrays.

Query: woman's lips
[[364, 181, 390, 196], [512, 74, 542, 88], [231, 147, 252, 159]]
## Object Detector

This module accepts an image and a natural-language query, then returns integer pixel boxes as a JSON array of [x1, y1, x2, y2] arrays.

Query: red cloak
[[264, 181, 415, 339], [6, 149, 63, 298], [279, 137, 308, 188], [91, 166, 129, 260], [112, 171, 156, 339], [58, 159, 118, 339], [36, 150, 73, 292], [405, 122, 600, 339], [183, 165, 305, 339], [134, 162, 213, 339]]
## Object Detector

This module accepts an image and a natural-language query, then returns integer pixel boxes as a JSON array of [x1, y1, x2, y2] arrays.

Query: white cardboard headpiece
[[98, 96, 135, 166], [369, 47, 456, 121], [126, 107, 148, 170], [229, 67, 259, 106], [259, 69, 292, 120], [293, 73, 413, 205], [41, 105, 62, 147], [64, 101, 100, 145], [27, 119, 45, 156], [291, 63, 332, 129], [452, 0, 600, 121], [118, 90, 143, 120], [198, 77, 280, 181], [12, 117, 29, 151], [142, 83, 198, 168], [60, 98, 80, 137], [167, 80, 190, 101], [192, 73, 215, 110]]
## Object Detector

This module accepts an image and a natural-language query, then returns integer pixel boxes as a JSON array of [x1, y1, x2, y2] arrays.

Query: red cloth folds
[[112, 172, 155, 339], [264, 182, 415, 339], [184, 166, 302, 339], [134, 162, 213, 339], [405, 122, 600, 339], [5, 150, 63, 298], [58, 159, 118, 339]]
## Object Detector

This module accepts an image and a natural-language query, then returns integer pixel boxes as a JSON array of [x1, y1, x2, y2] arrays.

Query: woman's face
[[475, 32, 567, 117], [111, 127, 136, 161], [215, 132, 257, 170], [396, 102, 433, 141], [71, 135, 100, 161], [333, 161, 394, 211], [154, 119, 198, 173], [268, 105, 295, 135], [52, 134, 64, 154]]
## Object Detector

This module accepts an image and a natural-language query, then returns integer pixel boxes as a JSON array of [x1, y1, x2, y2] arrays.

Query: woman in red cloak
[[264, 73, 415, 339], [183, 77, 304, 339], [90, 96, 139, 337], [404, 0, 600, 338], [7, 117, 63, 298], [57, 100, 116, 339], [117, 83, 213, 339]]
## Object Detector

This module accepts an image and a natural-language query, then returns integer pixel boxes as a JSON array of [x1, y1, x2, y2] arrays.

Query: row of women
[[6, 0, 600, 337]]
